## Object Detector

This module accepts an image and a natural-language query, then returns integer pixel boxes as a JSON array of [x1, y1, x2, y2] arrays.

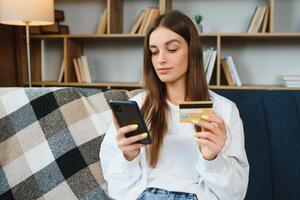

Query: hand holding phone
[[109, 100, 152, 161], [109, 100, 152, 145]]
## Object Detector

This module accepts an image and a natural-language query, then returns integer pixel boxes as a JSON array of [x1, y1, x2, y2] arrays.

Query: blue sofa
[[1, 87, 299, 200], [215, 90, 300, 200]]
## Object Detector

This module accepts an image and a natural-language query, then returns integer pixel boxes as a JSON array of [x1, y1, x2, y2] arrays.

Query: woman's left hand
[[192, 113, 227, 160]]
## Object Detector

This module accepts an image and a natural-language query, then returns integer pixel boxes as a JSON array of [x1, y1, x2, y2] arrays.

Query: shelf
[[30, 32, 300, 40], [220, 32, 300, 38], [32, 81, 143, 89], [30, 33, 219, 39], [30, 34, 144, 39], [209, 85, 300, 90], [31, 82, 300, 91]]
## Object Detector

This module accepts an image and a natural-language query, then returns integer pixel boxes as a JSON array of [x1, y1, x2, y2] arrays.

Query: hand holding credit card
[[180, 101, 217, 160], [179, 101, 213, 123]]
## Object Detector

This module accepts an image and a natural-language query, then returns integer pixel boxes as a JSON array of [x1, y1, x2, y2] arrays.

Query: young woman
[[100, 10, 249, 200]]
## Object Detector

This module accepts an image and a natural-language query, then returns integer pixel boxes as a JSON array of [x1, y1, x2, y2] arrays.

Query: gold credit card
[[179, 101, 213, 123]]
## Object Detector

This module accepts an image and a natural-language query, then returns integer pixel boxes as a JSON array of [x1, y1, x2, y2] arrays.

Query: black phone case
[[109, 100, 152, 145]]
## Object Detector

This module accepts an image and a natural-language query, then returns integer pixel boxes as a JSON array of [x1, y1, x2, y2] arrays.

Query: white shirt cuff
[[119, 152, 141, 176], [197, 152, 226, 174]]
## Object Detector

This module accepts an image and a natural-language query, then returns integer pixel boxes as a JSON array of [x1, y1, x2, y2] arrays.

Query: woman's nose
[[158, 51, 167, 64]]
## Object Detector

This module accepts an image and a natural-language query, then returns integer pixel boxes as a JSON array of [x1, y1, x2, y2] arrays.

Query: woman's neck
[[166, 79, 186, 105]]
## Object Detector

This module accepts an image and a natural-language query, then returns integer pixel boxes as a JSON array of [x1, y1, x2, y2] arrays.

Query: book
[[226, 56, 242, 86], [73, 58, 82, 83], [41, 22, 60, 34], [142, 8, 159, 34], [30, 26, 41, 34], [76, 58, 86, 82], [247, 6, 259, 33], [202, 49, 209, 71], [221, 58, 236, 86], [129, 10, 146, 34], [57, 59, 65, 82], [138, 8, 152, 34], [55, 10, 65, 22], [96, 9, 108, 34], [204, 47, 214, 73], [281, 75, 300, 81], [283, 81, 300, 87], [205, 50, 217, 84], [255, 7, 267, 32], [247, 6, 267, 33], [81, 56, 92, 83], [261, 7, 269, 33], [60, 25, 69, 34]]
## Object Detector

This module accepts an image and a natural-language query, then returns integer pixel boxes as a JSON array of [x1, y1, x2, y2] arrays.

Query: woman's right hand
[[113, 117, 148, 161]]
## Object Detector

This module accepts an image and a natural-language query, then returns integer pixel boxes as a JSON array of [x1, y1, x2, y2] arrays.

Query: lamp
[[0, 0, 54, 87]]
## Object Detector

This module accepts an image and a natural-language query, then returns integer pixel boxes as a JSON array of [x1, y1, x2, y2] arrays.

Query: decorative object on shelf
[[194, 14, 203, 33], [0, 0, 54, 87], [41, 10, 69, 34]]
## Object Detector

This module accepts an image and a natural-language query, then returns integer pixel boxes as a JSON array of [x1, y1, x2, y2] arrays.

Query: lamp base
[[25, 22, 32, 87]]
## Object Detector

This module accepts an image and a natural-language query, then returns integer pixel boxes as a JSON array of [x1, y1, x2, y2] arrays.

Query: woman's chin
[[158, 76, 173, 83]]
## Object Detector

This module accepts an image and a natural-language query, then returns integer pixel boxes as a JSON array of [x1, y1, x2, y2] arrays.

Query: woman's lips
[[157, 67, 172, 73]]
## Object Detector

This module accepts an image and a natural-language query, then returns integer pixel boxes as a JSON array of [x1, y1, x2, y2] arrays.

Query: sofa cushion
[[264, 91, 300, 200], [215, 90, 273, 200], [0, 87, 128, 200]]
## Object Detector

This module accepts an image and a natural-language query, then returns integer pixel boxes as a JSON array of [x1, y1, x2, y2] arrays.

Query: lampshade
[[0, 0, 54, 26]]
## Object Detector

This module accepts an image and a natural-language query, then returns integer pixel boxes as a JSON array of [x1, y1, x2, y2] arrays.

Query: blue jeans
[[137, 187, 198, 200]]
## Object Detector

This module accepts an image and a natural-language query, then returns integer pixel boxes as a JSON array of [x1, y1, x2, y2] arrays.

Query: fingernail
[[131, 124, 138, 129], [141, 132, 148, 138], [191, 119, 199, 124], [201, 115, 209, 120]]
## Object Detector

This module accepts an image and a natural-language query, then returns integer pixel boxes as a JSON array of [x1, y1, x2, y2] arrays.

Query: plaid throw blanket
[[0, 87, 129, 200]]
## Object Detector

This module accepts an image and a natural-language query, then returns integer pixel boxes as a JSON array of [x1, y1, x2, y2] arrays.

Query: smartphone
[[109, 100, 152, 145]]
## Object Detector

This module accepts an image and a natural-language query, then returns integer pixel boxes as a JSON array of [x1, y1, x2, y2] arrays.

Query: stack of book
[[203, 47, 217, 84], [129, 7, 159, 34], [281, 75, 300, 87], [30, 10, 69, 34], [72, 56, 92, 83], [247, 6, 269, 33], [220, 56, 242, 86], [203, 49, 242, 86]]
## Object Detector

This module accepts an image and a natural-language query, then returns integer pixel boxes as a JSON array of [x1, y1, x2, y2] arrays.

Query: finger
[[116, 124, 138, 140], [120, 143, 145, 153], [118, 132, 148, 146], [200, 114, 225, 130], [197, 120, 219, 134], [194, 137, 219, 153], [190, 119, 201, 127], [194, 131, 218, 144]]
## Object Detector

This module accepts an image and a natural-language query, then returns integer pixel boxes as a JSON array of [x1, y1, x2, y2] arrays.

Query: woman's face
[[149, 27, 189, 84]]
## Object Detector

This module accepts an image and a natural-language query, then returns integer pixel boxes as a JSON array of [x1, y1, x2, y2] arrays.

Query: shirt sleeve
[[196, 103, 250, 200], [99, 121, 147, 200]]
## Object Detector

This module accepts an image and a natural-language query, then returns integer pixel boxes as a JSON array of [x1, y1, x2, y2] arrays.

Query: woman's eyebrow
[[165, 39, 181, 45], [149, 39, 181, 48]]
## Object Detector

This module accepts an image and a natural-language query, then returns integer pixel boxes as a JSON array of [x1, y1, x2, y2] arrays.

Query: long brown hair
[[141, 10, 209, 168]]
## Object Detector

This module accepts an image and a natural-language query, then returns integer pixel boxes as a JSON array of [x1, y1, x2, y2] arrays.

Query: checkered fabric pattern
[[0, 87, 129, 200]]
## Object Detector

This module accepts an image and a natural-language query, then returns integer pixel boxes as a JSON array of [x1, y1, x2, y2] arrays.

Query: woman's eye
[[168, 49, 177, 53], [151, 51, 158, 55]]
